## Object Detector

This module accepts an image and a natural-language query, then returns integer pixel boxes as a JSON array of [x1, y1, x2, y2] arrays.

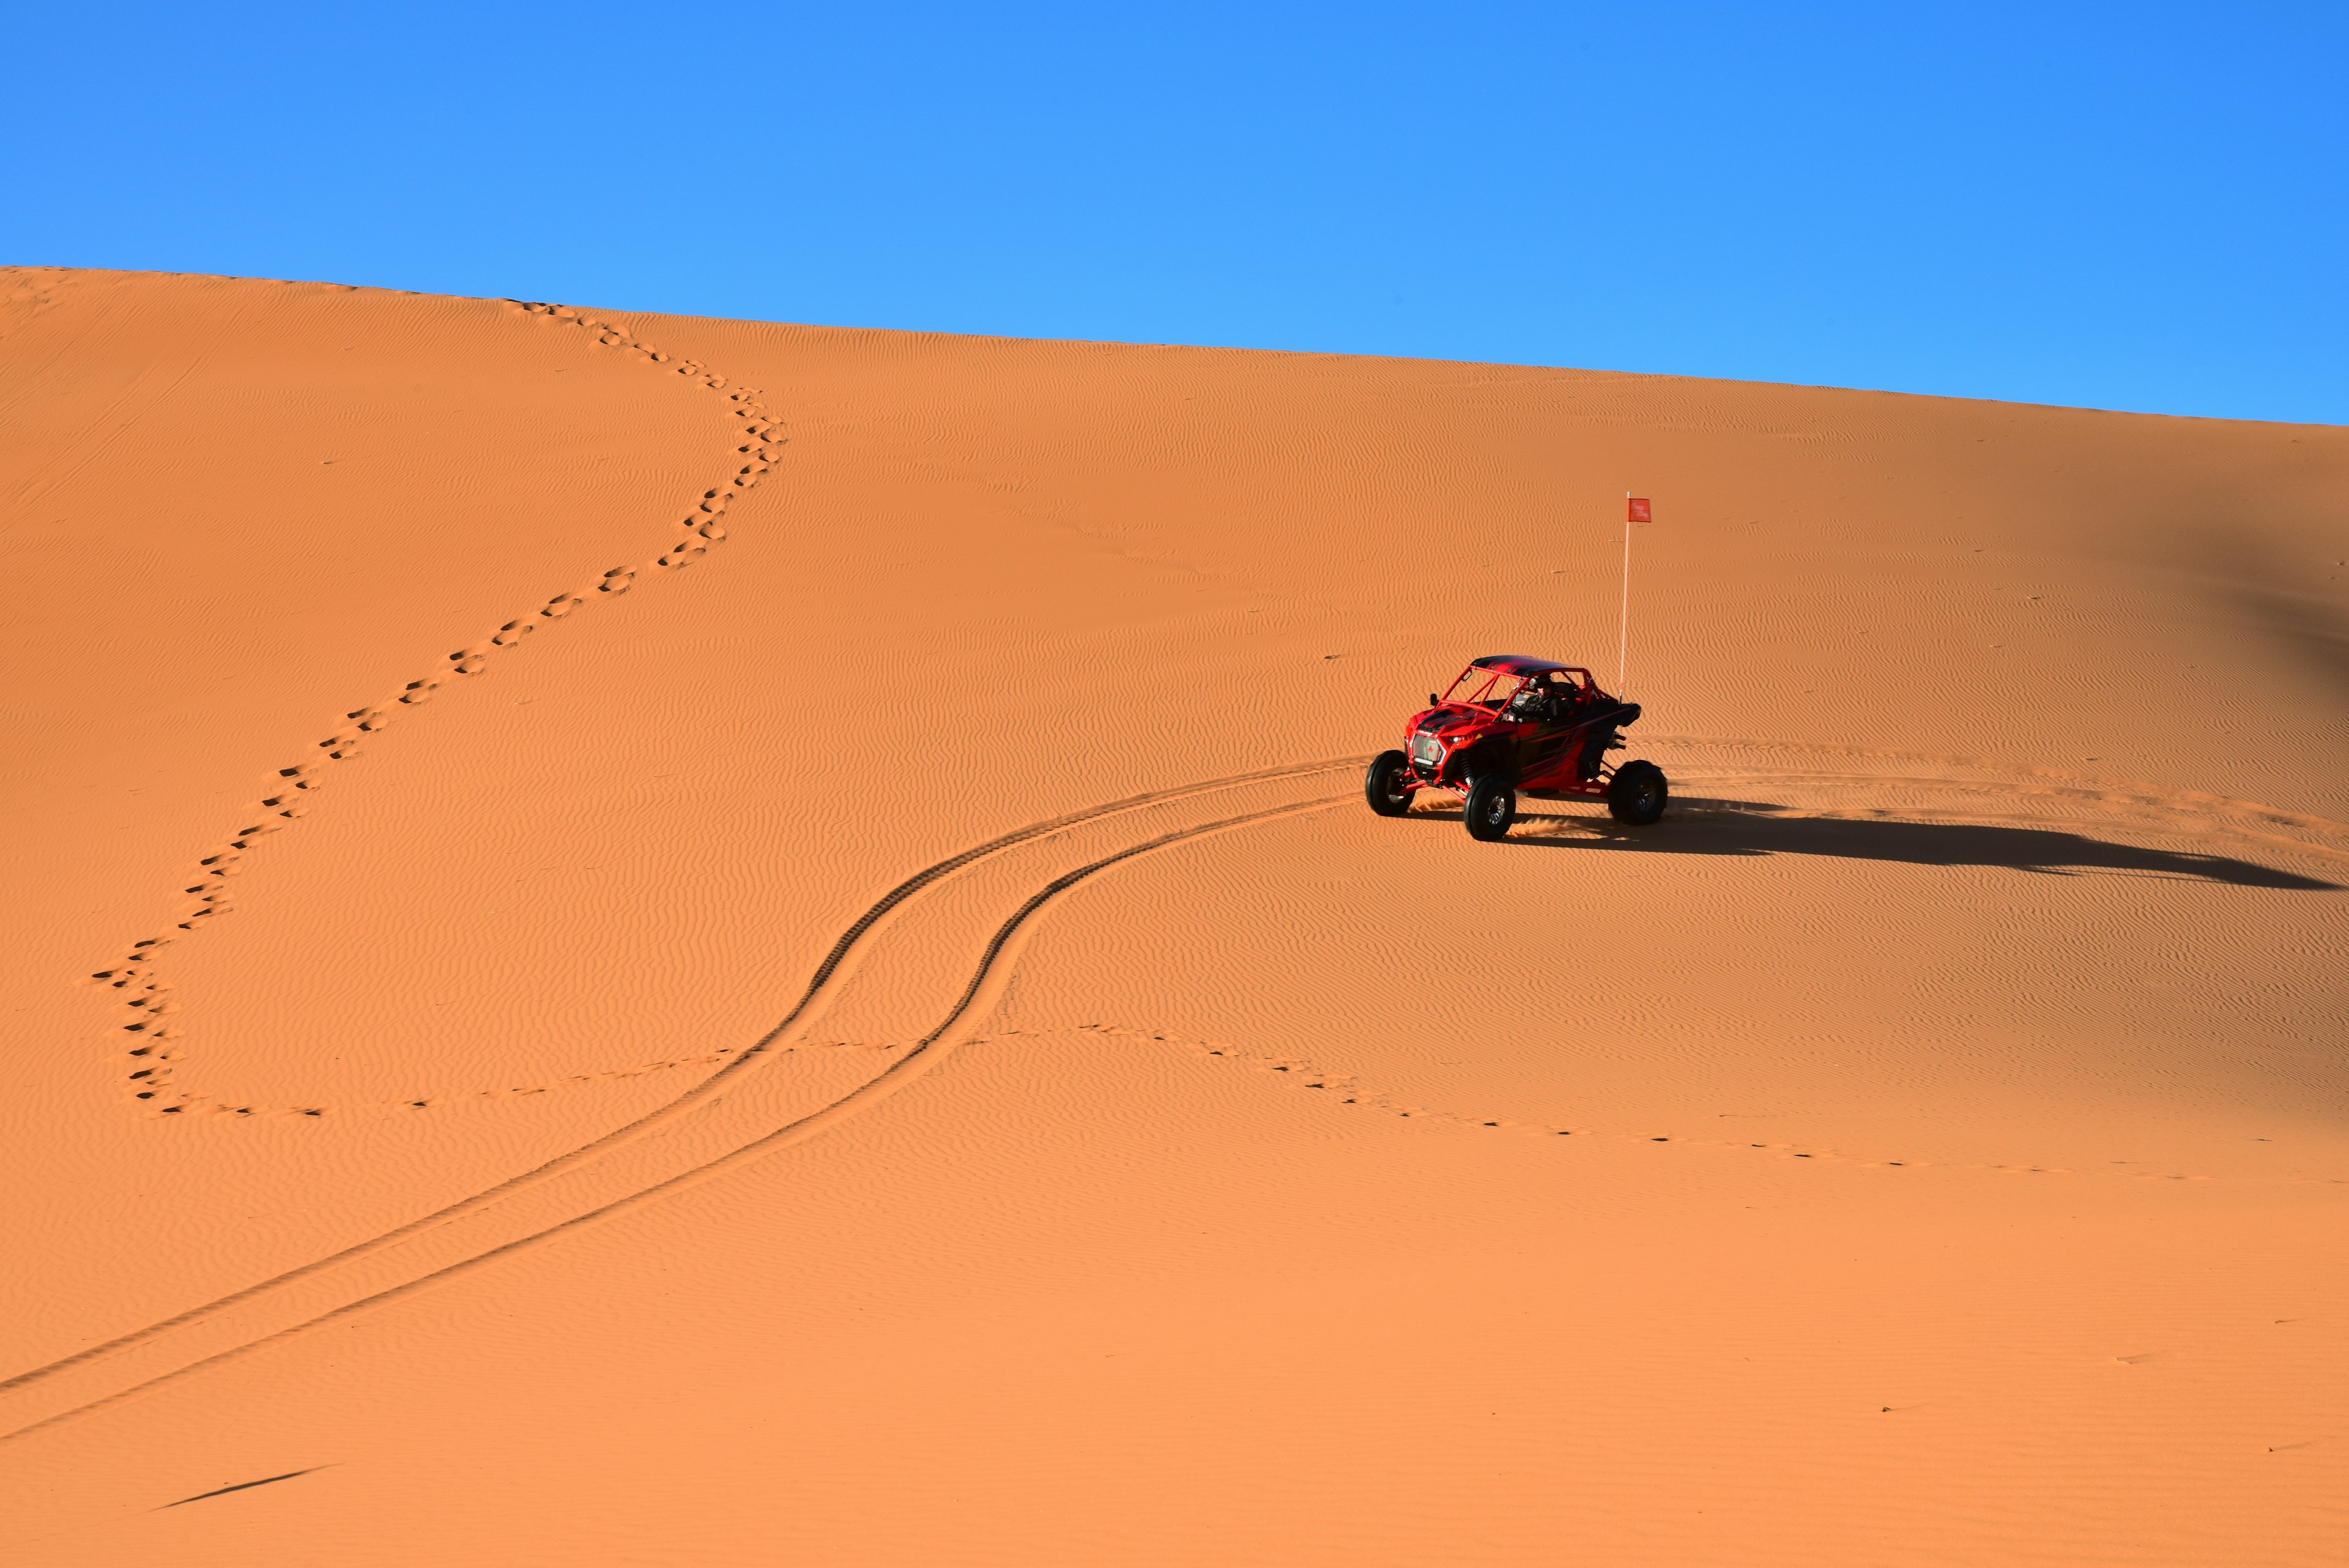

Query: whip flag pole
[[1619, 494, 1651, 694]]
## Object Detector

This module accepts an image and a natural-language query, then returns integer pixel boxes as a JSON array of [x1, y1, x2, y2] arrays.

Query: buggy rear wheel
[[1607, 759, 1668, 824], [1364, 750, 1416, 817], [1464, 775, 1517, 841]]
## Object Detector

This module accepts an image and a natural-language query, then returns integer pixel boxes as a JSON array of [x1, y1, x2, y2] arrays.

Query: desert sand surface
[[2, 266, 2344, 1566]]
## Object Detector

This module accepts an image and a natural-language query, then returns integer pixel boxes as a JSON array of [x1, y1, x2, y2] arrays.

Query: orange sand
[[2, 267, 2343, 1565]]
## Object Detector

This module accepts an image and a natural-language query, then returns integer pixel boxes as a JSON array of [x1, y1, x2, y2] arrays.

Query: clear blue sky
[[6, 2, 2343, 423]]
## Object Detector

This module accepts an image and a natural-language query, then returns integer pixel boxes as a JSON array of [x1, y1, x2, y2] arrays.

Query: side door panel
[[1513, 674, 1582, 785]]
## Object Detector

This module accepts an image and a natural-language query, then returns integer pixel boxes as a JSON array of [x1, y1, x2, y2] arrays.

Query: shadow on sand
[[1406, 800, 2339, 892]]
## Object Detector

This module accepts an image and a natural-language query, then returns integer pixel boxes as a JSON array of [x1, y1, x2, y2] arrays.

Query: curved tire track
[[0, 791, 1349, 1445], [2, 759, 1359, 1405], [14, 737, 2335, 1441]]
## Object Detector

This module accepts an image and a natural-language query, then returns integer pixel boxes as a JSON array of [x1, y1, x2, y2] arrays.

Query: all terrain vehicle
[[1364, 655, 1668, 841]]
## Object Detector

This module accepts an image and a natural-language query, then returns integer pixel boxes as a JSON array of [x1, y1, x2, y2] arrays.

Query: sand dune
[[1, 267, 2343, 1565]]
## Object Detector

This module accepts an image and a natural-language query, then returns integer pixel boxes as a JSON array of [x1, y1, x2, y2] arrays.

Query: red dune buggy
[[1365, 655, 1668, 841]]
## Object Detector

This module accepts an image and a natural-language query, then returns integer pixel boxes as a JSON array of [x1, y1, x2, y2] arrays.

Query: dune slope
[[1, 269, 2343, 1566]]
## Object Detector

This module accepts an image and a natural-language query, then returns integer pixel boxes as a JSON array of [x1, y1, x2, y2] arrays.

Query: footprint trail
[[83, 301, 787, 1120]]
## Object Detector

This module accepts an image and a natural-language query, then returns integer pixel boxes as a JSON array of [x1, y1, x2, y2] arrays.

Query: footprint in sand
[[87, 299, 780, 1123]]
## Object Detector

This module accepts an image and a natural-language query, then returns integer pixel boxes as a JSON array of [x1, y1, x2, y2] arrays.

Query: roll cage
[[1434, 660, 1597, 718]]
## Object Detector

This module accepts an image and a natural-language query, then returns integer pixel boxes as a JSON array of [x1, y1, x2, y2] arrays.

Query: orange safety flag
[[1627, 496, 1653, 523]]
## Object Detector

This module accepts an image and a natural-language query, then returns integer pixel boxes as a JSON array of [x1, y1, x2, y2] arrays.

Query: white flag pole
[[1618, 491, 1631, 696]]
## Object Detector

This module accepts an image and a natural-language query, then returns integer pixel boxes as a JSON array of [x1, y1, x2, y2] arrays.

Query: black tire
[[1364, 751, 1416, 817], [1464, 775, 1517, 841], [1607, 759, 1668, 825]]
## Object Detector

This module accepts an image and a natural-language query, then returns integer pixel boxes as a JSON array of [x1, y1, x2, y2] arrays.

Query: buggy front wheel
[[1364, 751, 1416, 817], [1464, 775, 1517, 841], [1607, 760, 1669, 825]]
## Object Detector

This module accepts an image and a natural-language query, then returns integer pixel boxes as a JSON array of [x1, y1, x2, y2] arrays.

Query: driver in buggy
[[1504, 671, 1616, 780], [1503, 680, 1553, 723], [1504, 669, 1586, 723]]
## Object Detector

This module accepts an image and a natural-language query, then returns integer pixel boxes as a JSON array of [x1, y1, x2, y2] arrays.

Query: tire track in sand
[[0, 787, 1351, 1446], [7, 762, 1361, 1400], [9, 738, 2336, 1441], [85, 300, 783, 1119], [1654, 737, 2349, 868]]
